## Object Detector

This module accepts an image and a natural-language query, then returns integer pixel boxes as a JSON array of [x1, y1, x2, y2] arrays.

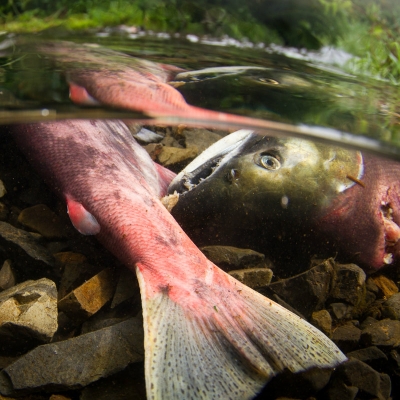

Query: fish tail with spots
[[136, 257, 346, 399]]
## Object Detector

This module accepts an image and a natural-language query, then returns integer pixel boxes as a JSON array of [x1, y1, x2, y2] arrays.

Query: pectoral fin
[[66, 196, 101, 235]]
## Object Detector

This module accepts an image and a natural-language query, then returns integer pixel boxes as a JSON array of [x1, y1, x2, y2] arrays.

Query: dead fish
[[11, 120, 345, 399], [167, 129, 400, 271]]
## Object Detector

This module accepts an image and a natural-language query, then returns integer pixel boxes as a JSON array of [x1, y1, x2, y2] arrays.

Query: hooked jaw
[[381, 202, 400, 265]]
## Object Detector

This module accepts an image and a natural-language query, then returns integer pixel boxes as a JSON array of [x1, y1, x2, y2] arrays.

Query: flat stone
[[111, 267, 139, 308], [229, 268, 273, 289], [0, 221, 54, 266], [310, 309, 332, 337], [329, 263, 366, 306], [200, 245, 271, 271], [264, 367, 332, 399], [347, 346, 388, 370], [382, 292, 400, 320], [332, 322, 361, 353], [57, 258, 103, 300], [0, 202, 8, 221], [156, 146, 198, 170], [0, 180, 6, 198], [371, 275, 399, 298], [0, 278, 58, 354], [144, 143, 163, 161], [182, 128, 223, 153], [0, 317, 144, 395], [0, 260, 16, 291], [17, 204, 67, 239], [361, 318, 400, 348], [58, 268, 117, 320], [267, 258, 334, 318], [80, 363, 146, 400], [325, 358, 389, 399], [329, 302, 354, 321]]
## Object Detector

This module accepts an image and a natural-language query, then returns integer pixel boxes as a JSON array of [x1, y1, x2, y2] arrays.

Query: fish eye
[[258, 153, 281, 170]]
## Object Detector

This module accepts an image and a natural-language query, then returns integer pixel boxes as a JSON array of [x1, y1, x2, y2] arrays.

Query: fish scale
[[11, 119, 346, 400]]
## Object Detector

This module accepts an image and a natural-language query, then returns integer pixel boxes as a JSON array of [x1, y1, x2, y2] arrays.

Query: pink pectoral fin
[[66, 196, 101, 235], [154, 163, 176, 197], [69, 82, 100, 105]]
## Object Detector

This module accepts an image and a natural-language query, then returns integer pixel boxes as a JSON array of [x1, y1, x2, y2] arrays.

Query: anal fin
[[136, 262, 346, 400]]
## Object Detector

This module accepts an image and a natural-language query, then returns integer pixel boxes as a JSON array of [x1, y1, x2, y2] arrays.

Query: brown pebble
[[229, 268, 273, 289], [17, 204, 67, 239], [311, 310, 332, 337], [371, 275, 399, 299], [54, 252, 87, 266], [58, 268, 117, 320]]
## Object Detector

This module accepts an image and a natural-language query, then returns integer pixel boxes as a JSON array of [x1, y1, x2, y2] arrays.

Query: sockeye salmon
[[11, 120, 346, 399]]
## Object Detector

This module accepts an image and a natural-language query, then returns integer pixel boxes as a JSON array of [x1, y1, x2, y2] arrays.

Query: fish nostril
[[226, 169, 240, 183]]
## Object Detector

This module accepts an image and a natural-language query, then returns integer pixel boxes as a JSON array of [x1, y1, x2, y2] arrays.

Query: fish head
[[167, 130, 363, 231]]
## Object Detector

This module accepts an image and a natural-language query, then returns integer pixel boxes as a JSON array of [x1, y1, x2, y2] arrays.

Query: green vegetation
[[1, 0, 400, 83]]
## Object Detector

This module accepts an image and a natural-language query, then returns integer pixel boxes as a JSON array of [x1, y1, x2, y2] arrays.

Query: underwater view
[[0, 14, 400, 400]]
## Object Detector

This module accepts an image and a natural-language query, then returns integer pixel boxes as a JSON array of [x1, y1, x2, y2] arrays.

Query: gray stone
[[229, 267, 273, 289], [0, 221, 54, 266], [310, 309, 332, 337], [331, 322, 361, 353], [0, 180, 6, 198], [80, 363, 146, 400], [111, 267, 139, 308], [200, 245, 271, 271], [382, 292, 400, 320], [183, 128, 224, 154], [361, 318, 400, 348], [0, 316, 144, 395], [157, 146, 198, 170], [329, 302, 354, 321], [267, 259, 334, 318], [347, 346, 388, 370], [329, 263, 366, 306], [0, 202, 8, 221], [0, 259, 16, 290], [326, 358, 388, 399], [0, 278, 58, 354], [17, 204, 68, 239]]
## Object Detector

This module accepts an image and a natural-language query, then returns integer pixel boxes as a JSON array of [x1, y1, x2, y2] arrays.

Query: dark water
[[0, 30, 400, 399]]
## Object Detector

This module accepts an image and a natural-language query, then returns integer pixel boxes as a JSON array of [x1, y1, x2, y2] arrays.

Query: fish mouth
[[168, 129, 255, 195]]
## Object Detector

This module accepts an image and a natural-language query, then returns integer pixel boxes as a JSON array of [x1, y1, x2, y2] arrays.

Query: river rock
[[324, 358, 391, 400], [80, 363, 146, 400], [265, 258, 334, 318], [17, 204, 68, 239], [229, 267, 273, 288], [58, 268, 118, 321], [0, 278, 58, 354], [347, 346, 388, 370], [182, 128, 224, 153], [0, 316, 144, 395], [329, 263, 366, 306], [200, 245, 271, 271], [310, 309, 332, 337], [382, 292, 400, 320], [371, 275, 399, 298], [111, 267, 139, 308], [0, 202, 8, 221], [156, 146, 198, 170], [0, 221, 54, 267], [0, 180, 6, 198], [0, 259, 16, 290], [331, 322, 361, 353], [361, 319, 400, 348], [329, 302, 354, 321]]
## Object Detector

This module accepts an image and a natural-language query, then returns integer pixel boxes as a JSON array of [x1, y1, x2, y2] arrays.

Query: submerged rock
[[0, 221, 54, 267], [17, 204, 68, 239], [0, 259, 16, 290], [200, 245, 271, 271], [0, 278, 58, 355], [58, 268, 118, 321], [229, 267, 273, 288], [0, 316, 144, 395]]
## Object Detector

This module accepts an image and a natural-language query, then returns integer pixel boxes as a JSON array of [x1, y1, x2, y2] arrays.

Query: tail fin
[[136, 261, 346, 400]]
